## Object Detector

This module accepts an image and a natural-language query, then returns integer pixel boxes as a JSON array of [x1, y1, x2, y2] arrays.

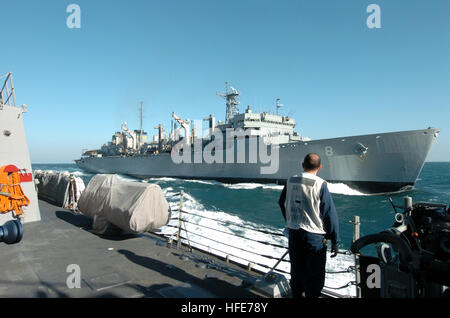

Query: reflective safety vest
[[285, 172, 326, 234]]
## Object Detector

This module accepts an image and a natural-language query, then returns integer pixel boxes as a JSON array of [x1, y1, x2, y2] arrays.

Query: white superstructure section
[[219, 106, 307, 144], [214, 84, 309, 145]]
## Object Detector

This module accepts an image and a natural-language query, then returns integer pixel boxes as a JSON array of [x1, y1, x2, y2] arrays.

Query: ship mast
[[139, 101, 143, 147], [217, 82, 240, 123], [138, 101, 144, 148], [276, 98, 283, 116]]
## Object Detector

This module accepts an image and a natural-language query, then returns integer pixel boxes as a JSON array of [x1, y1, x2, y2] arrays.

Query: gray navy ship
[[76, 83, 439, 194]]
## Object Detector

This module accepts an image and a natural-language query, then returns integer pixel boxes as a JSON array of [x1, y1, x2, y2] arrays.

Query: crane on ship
[[171, 112, 191, 145], [121, 121, 136, 151]]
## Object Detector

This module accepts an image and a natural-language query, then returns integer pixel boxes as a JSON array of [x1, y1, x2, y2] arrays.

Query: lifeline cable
[[179, 209, 285, 237], [164, 223, 290, 263], [168, 229, 290, 275], [324, 281, 357, 290], [173, 216, 287, 249]]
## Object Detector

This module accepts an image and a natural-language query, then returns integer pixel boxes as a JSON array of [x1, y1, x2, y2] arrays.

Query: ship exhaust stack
[[154, 124, 164, 152], [203, 114, 215, 139]]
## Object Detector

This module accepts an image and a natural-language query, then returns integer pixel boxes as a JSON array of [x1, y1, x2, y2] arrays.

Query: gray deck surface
[[0, 200, 266, 298]]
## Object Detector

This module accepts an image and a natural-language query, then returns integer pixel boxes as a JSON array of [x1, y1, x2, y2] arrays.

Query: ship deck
[[0, 200, 268, 298]]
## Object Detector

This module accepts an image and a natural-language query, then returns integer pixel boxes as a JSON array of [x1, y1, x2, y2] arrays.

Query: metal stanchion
[[350, 215, 361, 298], [176, 190, 183, 249]]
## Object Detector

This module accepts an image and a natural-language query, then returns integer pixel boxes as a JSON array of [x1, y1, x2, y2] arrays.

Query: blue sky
[[2, 0, 449, 163]]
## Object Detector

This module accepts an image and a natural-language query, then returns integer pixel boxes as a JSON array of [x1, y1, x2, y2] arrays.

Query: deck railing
[[158, 190, 359, 297]]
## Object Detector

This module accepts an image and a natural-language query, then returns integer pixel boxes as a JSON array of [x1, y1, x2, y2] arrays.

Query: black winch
[[350, 196, 450, 298]]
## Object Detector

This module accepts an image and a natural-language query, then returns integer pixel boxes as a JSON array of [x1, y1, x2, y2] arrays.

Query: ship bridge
[[217, 106, 304, 144], [215, 83, 306, 144]]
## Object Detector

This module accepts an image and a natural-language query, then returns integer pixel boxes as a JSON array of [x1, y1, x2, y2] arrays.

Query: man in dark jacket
[[279, 153, 339, 298]]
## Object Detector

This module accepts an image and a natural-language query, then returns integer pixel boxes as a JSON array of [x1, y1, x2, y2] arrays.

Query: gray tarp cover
[[34, 170, 72, 207], [78, 174, 170, 234]]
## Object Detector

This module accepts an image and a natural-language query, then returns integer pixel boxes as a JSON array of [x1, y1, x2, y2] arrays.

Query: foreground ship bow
[[75, 85, 439, 194]]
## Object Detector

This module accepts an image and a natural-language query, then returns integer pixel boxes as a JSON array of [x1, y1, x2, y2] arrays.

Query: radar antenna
[[217, 82, 240, 123], [139, 101, 144, 147]]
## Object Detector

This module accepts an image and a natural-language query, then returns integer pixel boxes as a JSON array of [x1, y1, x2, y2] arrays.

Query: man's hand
[[331, 243, 338, 258]]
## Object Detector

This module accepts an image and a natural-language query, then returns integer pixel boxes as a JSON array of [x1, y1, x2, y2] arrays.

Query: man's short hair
[[303, 153, 321, 171]]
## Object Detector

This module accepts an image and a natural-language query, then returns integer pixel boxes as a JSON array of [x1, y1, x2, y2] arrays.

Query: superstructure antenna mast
[[276, 98, 283, 116], [140, 101, 143, 133], [217, 81, 240, 123], [139, 101, 143, 147]]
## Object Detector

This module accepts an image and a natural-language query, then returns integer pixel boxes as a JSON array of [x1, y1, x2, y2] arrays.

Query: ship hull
[[75, 128, 439, 194]]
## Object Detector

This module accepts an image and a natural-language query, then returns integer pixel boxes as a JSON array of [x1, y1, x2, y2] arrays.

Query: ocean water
[[32, 162, 450, 296]]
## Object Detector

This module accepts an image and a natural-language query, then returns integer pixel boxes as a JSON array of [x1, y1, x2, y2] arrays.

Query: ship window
[[3, 130, 11, 137]]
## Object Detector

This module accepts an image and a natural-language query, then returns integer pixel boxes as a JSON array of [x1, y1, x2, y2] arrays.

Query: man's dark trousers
[[288, 228, 327, 298]]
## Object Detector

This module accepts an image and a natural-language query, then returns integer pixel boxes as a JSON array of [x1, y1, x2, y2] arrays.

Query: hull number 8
[[325, 146, 334, 157]]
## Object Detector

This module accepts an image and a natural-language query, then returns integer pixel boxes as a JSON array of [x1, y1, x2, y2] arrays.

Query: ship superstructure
[[0, 72, 41, 224], [76, 83, 439, 194]]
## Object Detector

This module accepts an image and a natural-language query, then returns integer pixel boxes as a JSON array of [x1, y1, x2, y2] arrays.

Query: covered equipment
[[34, 170, 85, 210], [78, 174, 170, 234]]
